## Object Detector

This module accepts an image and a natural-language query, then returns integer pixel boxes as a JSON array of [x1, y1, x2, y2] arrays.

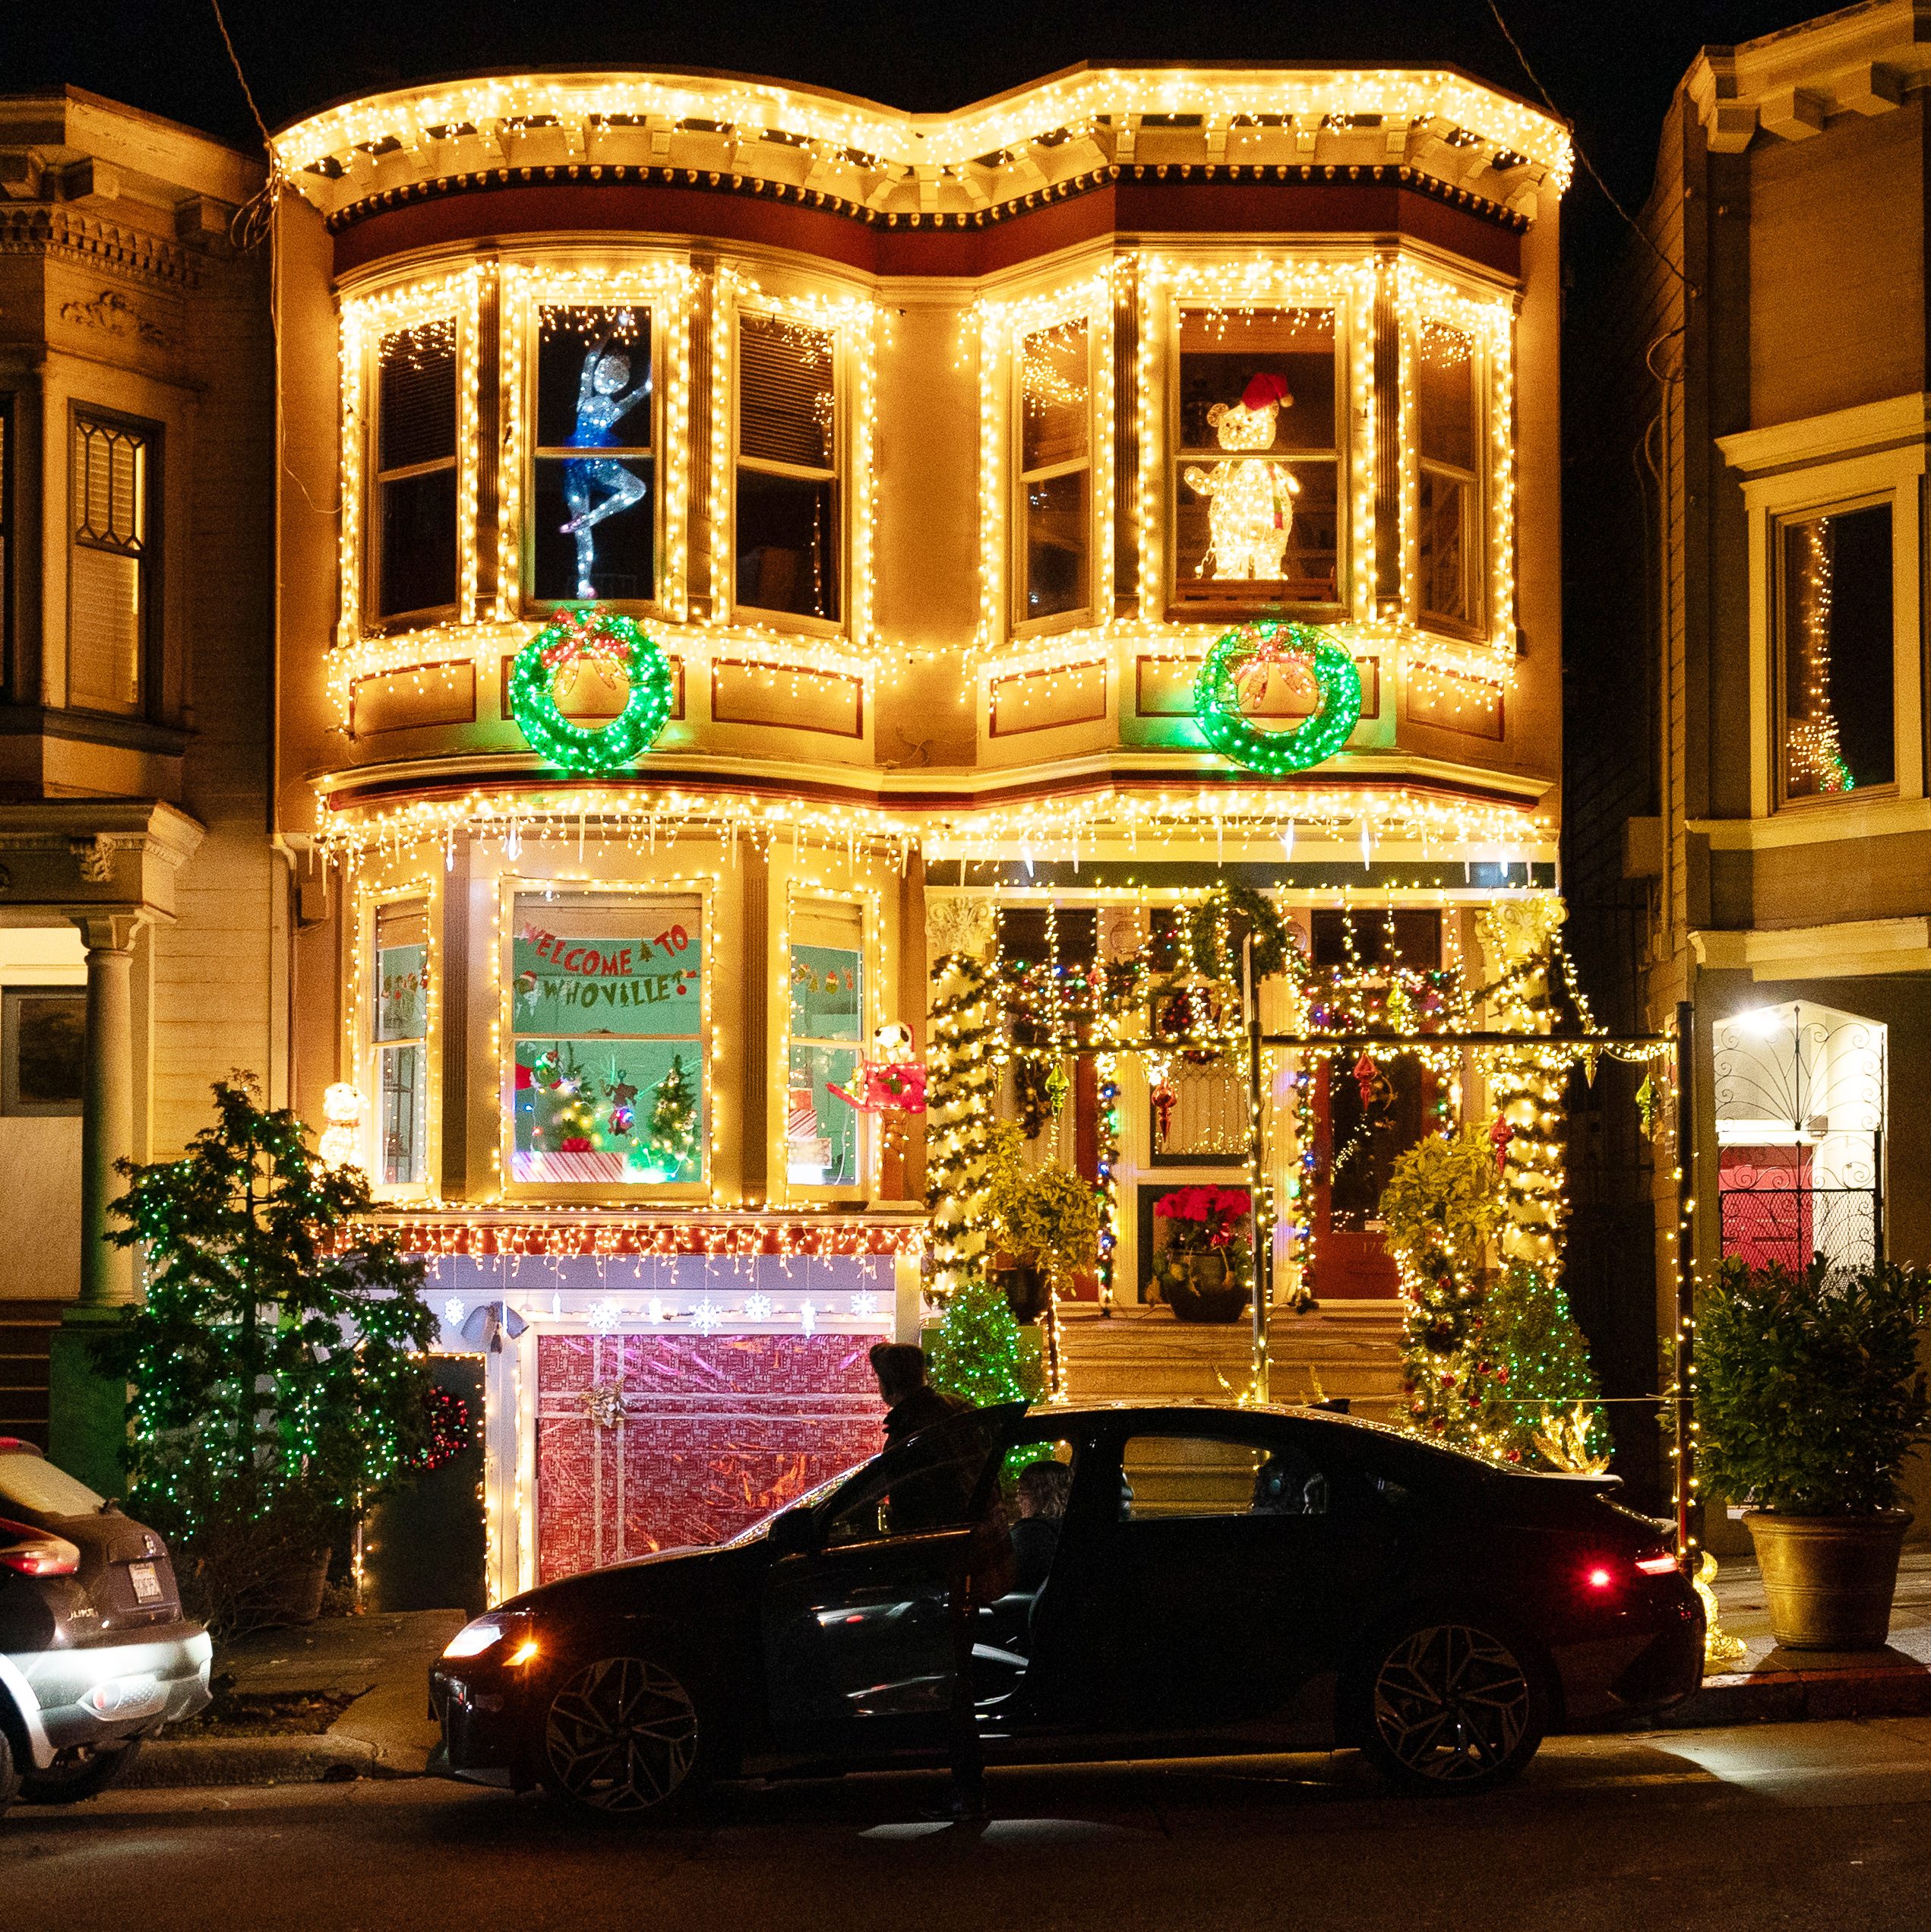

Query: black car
[[0, 1439, 212, 1812], [431, 1400, 1701, 1818]]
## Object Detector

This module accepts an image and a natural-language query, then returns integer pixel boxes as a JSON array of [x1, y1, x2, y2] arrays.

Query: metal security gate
[[1712, 1001, 1885, 1279]]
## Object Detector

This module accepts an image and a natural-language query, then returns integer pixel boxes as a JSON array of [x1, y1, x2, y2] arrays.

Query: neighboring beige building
[[1567, 0, 1931, 1532], [270, 63, 1576, 1597], [0, 90, 277, 1479]]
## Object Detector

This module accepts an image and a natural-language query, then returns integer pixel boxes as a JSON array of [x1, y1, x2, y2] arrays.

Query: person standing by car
[[868, 1342, 968, 1445], [866, 1343, 1004, 1820]]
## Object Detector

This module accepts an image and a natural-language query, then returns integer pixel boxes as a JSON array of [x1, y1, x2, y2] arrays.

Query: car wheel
[[1354, 1618, 1546, 1794], [540, 1655, 707, 1821], [20, 1740, 143, 1805]]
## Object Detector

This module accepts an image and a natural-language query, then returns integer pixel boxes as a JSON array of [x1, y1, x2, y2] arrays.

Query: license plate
[[128, 1561, 163, 1604]]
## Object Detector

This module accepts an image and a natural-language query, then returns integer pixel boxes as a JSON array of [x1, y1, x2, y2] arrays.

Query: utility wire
[[208, 0, 285, 252], [1484, 0, 1688, 289]]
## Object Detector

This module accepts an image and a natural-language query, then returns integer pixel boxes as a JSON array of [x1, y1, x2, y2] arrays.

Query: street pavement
[[10, 1717, 1931, 1932]]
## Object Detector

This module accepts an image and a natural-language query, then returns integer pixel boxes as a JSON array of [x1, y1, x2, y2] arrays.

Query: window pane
[[375, 902, 428, 1043], [787, 1042, 861, 1186], [1782, 504, 1894, 799], [1174, 455, 1336, 600], [1177, 308, 1335, 454], [736, 469, 839, 619], [533, 454, 655, 603], [378, 467, 457, 616], [75, 420, 147, 550], [739, 315, 835, 470], [68, 544, 143, 711], [1419, 467, 1471, 623], [510, 897, 703, 1185], [825, 1414, 1002, 1544], [5, 994, 85, 1115], [535, 305, 651, 451], [1024, 470, 1089, 621], [1020, 320, 1089, 472], [1120, 1435, 1265, 1519], [378, 321, 457, 473], [1416, 326, 1475, 470], [789, 942, 862, 1041], [380, 1041, 426, 1186]]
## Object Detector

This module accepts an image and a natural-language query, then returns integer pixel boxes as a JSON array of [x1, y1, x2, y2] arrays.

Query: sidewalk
[[126, 1608, 465, 1790], [1658, 1546, 1931, 1728]]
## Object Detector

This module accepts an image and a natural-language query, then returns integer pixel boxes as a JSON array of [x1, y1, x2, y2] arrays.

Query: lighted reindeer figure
[[1184, 372, 1299, 581]]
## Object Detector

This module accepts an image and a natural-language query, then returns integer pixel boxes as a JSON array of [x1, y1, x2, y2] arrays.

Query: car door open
[[760, 1404, 1022, 1758]]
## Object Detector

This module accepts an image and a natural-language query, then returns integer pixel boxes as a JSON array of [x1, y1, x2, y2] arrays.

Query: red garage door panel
[[536, 1331, 884, 1583]]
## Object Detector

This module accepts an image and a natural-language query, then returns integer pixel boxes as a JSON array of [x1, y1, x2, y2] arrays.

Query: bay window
[[1173, 308, 1339, 611], [1416, 323, 1480, 631], [530, 303, 656, 606], [736, 314, 839, 624], [1016, 319, 1091, 628], [372, 318, 458, 621], [510, 892, 704, 1186], [373, 900, 430, 1187]]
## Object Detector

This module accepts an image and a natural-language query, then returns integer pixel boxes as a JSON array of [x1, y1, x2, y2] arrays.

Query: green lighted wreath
[[508, 606, 675, 775], [1194, 621, 1363, 776]]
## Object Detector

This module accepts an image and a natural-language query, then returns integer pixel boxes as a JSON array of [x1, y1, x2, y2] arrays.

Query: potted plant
[[1697, 1256, 1931, 1650], [1152, 1185, 1253, 1323], [985, 1123, 1101, 1323]]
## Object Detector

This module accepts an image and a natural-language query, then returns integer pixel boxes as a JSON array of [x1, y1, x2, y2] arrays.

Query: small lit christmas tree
[[927, 1279, 1041, 1409], [92, 1076, 436, 1633], [1487, 1260, 1607, 1466], [643, 1053, 698, 1174]]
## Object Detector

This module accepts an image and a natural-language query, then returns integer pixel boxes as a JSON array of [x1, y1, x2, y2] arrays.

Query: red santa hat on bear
[[1240, 372, 1294, 412]]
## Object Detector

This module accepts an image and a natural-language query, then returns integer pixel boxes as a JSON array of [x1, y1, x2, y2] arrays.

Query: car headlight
[[443, 1611, 527, 1660]]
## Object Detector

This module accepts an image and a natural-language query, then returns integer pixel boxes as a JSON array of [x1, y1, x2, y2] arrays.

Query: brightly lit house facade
[[273, 66, 1572, 1597]]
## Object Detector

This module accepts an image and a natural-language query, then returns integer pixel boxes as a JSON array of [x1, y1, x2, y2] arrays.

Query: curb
[[122, 1733, 398, 1790], [1654, 1665, 1931, 1729]]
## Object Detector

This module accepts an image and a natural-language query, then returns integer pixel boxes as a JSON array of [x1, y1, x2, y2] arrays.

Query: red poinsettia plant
[[1153, 1184, 1253, 1254]]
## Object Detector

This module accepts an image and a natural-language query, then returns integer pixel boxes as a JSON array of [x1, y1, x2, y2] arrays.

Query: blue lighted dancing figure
[[561, 339, 651, 598]]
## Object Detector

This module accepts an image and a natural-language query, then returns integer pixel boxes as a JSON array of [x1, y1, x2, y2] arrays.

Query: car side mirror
[[769, 1507, 818, 1556]]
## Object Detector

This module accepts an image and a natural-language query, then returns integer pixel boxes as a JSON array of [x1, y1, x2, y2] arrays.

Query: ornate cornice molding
[[0, 204, 199, 289]]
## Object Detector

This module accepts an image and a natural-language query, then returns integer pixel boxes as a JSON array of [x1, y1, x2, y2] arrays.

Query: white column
[[72, 912, 144, 1310]]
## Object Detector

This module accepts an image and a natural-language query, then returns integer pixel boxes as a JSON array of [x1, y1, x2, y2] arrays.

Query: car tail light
[[1635, 1551, 1680, 1576], [0, 1518, 80, 1578]]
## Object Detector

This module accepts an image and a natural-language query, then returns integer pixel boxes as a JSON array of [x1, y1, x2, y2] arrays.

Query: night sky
[[13, 0, 1815, 274]]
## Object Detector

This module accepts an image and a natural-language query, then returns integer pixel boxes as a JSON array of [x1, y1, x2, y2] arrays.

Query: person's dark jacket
[[882, 1382, 969, 1446], [1009, 1514, 1060, 1594]]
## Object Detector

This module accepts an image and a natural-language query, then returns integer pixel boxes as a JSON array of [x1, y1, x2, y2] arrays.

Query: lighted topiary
[[927, 1278, 1042, 1410], [91, 1077, 437, 1634]]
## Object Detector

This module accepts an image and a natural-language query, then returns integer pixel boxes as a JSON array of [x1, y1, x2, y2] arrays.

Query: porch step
[[1057, 1302, 1406, 1417], [0, 1301, 68, 1451]]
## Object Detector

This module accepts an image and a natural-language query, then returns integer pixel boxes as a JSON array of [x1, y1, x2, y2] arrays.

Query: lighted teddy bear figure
[[1184, 372, 1299, 580]]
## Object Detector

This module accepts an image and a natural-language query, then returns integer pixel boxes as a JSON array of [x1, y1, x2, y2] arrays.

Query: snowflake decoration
[[691, 1299, 724, 1334], [442, 1297, 466, 1326], [744, 1293, 774, 1321], [799, 1298, 817, 1337], [849, 1291, 880, 1318], [586, 1297, 626, 1334]]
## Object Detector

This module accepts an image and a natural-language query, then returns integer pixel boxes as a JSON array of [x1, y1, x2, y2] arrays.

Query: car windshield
[[719, 1465, 867, 1548], [0, 1450, 106, 1518]]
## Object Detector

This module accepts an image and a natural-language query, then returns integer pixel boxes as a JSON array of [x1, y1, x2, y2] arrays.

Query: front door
[[761, 1405, 1017, 1757]]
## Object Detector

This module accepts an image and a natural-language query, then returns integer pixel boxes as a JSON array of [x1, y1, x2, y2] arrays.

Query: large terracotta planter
[[1742, 1509, 1912, 1650]]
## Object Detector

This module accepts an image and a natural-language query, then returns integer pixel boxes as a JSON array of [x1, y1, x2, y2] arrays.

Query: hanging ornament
[[1193, 620, 1363, 776], [508, 604, 675, 775], [1489, 1113, 1514, 1175], [1635, 1071, 1658, 1139], [1385, 982, 1415, 1035], [1045, 1061, 1070, 1119], [1352, 1051, 1380, 1107], [1152, 1082, 1177, 1143]]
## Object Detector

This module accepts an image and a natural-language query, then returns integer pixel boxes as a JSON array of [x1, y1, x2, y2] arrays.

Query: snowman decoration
[[1184, 371, 1298, 581]]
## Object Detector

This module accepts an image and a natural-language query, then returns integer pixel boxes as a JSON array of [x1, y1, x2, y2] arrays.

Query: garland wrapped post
[[924, 950, 1000, 1300], [1383, 1126, 1512, 1455]]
